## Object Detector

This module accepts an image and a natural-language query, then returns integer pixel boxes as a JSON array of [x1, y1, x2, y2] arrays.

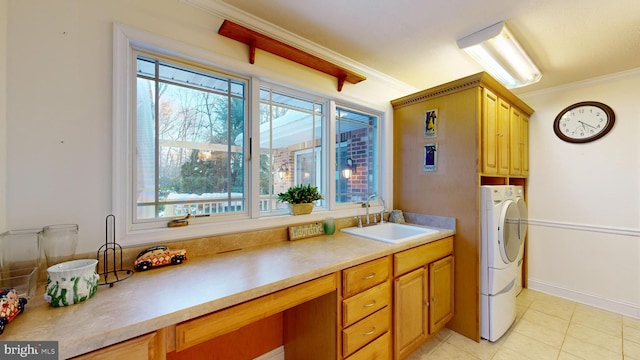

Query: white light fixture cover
[[457, 22, 541, 89]]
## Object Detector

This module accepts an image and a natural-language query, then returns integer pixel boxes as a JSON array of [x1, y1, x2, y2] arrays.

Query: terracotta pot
[[288, 203, 314, 215]]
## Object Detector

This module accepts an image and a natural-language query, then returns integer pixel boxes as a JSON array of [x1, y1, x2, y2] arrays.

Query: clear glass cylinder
[[40, 224, 79, 268]]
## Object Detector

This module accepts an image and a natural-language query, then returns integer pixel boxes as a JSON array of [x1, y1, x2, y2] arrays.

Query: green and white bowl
[[45, 259, 99, 307]]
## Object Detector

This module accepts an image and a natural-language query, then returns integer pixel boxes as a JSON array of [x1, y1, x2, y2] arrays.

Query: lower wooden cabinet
[[340, 256, 392, 359], [72, 238, 454, 360], [394, 267, 426, 358], [429, 255, 454, 333], [345, 331, 392, 360], [72, 329, 166, 360], [393, 237, 454, 360]]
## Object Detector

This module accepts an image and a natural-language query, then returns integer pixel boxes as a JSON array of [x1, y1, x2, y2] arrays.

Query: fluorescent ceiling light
[[457, 22, 542, 89]]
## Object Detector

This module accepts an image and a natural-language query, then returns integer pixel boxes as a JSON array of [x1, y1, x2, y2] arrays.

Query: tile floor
[[407, 289, 640, 360]]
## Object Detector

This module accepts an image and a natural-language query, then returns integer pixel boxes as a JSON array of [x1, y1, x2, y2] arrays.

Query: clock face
[[553, 101, 615, 143]]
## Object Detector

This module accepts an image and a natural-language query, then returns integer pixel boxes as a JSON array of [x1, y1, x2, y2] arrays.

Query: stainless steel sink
[[341, 222, 439, 244]]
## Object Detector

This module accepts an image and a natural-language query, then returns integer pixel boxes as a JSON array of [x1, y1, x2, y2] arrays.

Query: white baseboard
[[528, 278, 640, 319], [254, 346, 285, 360]]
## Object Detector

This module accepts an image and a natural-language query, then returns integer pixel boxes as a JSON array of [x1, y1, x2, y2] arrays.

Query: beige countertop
[[2, 226, 454, 359]]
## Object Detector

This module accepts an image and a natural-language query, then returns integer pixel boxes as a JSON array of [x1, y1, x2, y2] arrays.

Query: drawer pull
[[363, 300, 377, 308], [362, 327, 377, 336], [362, 272, 376, 280]]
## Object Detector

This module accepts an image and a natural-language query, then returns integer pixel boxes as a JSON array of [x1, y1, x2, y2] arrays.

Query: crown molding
[[179, 0, 417, 95], [518, 67, 640, 98]]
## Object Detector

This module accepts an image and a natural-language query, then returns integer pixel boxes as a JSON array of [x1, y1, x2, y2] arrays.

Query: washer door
[[498, 200, 522, 264], [516, 196, 528, 240]]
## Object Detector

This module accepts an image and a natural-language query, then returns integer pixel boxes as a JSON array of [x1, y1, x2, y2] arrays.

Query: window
[[114, 24, 385, 240], [134, 54, 247, 222], [335, 107, 379, 204], [258, 88, 326, 212]]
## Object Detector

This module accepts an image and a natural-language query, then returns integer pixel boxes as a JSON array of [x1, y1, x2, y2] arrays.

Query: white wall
[[0, 0, 7, 233], [520, 69, 640, 317], [4, 0, 410, 254]]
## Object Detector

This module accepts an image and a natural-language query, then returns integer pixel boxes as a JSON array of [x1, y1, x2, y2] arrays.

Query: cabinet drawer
[[72, 331, 163, 360], [343, 257, 390, 298], [394, 236, 453, 276], [176, 274, 336, 351], [343, 306, 391, 357], [343, 281, 391, 327], [344, 328, 391, 360]]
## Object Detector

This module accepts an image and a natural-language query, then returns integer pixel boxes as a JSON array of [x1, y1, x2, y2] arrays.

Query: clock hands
[[578, 120, 596, 129]]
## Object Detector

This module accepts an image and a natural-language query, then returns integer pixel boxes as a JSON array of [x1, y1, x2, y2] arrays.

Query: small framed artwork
[[424, 109, 438, 138], [424, 143, 437, 172]]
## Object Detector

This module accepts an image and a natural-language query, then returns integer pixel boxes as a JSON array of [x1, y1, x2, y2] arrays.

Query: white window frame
[[113, 23, 386, 246]]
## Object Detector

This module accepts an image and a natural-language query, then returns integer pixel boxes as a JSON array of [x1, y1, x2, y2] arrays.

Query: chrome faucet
[[365, 193, 377, 225], [379, 196, 386, 224]]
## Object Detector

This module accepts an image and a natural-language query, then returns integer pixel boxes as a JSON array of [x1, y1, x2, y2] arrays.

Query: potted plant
[[277, 184, 323, 215]]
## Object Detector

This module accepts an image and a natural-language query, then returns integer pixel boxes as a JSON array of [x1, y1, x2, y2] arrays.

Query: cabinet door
[[429, 256, 454, 334], [498, 98, 510, 175], [394, 267, 426, 360], [509, 106, 522, 176], [522, 114, 529, 176], [481, 88, 499, 174]]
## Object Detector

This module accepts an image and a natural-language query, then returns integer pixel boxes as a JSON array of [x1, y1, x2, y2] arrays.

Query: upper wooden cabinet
[[481, 87, 530, 177], [481, 88, 512, 175], [510, 108, 530, 177]]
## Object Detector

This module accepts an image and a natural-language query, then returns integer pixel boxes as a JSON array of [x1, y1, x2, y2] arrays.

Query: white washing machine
[[480, 185, 526, 342], [514, 186, 528, 295]]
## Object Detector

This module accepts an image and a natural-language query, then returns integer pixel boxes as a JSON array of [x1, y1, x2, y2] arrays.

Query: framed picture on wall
[[424, 143, 437, 172], [424, 109, 438, 138]]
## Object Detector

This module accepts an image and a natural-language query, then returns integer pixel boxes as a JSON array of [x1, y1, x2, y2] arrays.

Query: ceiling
[[220, 0, 639, 95]]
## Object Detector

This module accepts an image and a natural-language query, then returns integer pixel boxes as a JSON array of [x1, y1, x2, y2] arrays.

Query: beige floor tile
[[501, 332, 560, 360], [566, 322, 622, 354], [436, 327, 455, 342], [516, 288, 538, 307], [490, 346, 526, 360], [407, 290, 633, 360], [444, 331, 499, 360], [571, 303, 622, 336], [562, 335, 623, 360], [405, 338, 443, 360], [557, 351, 584, 360], [522, 308, 571, 332], [625, 322, 640, 344], [426, 342, 481, 359], [513, 317, 566, 348], [625, 338, 640, 359], [516, 303, 528, 321], [528, 294, 576, 320]]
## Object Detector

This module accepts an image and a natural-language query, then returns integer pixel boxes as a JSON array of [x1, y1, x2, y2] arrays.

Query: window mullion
[[327, 101, 337, 210], [249, 77, 261, 218], [154, 60, 161, 218]]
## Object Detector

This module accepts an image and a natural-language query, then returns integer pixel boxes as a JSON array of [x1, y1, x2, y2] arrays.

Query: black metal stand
[[96, 214, 133, 287]]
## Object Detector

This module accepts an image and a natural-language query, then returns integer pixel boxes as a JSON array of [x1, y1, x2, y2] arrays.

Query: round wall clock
[[553, 101, 615, 143]]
